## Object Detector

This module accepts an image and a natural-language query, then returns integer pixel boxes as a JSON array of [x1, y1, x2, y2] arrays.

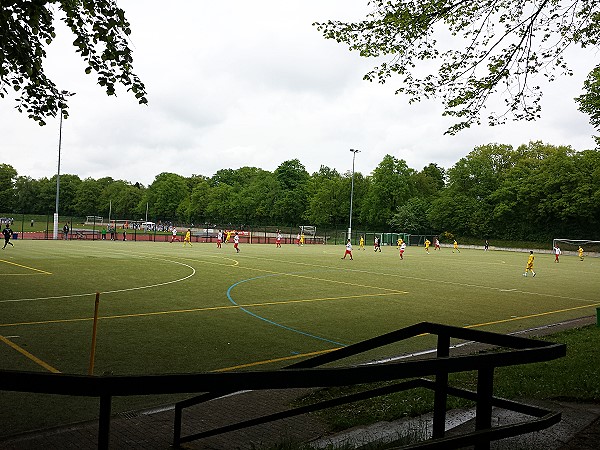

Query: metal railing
[[0, 322, 566, 449]]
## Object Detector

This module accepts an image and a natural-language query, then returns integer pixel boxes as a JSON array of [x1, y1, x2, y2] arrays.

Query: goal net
[[552, 239, 600, 255], [300, 225, 316, 236], [86, 216, 103, 224]]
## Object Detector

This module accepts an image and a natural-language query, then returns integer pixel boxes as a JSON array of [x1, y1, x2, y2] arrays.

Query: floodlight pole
[[348, 149, 360, 241], [53, 109, 64, 240], [53, 91, 73, 240]]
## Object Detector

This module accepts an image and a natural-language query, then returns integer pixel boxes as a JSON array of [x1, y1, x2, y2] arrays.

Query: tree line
[[2, 141, 599, 242]]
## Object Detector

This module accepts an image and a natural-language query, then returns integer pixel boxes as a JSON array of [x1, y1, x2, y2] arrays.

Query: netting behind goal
[[86, 216, 103, 224], [300, 225, 316, 236], [552, 239, 600, 254]]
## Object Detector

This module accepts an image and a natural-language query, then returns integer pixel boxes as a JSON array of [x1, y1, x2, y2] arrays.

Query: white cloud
[[1, 1, 597, 186]]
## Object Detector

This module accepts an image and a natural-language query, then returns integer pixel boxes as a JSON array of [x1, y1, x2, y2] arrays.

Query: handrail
[[0, 322, 566, 449]]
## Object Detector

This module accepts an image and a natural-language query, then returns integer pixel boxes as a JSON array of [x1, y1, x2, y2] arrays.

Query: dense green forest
[[2, 141, 599, 241]]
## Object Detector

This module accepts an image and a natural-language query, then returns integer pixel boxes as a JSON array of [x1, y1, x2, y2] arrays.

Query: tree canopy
[[0, 0, 147, 125], [576, 65, 600, 142], [315, 0, 600, 134], [3, 143, 599, 242]]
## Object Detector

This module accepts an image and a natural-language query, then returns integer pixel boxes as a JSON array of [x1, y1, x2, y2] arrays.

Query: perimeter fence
[[3, 212, 443, 247]]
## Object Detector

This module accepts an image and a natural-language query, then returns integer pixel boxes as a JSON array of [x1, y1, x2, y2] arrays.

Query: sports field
[[1, 239, 599, 434]]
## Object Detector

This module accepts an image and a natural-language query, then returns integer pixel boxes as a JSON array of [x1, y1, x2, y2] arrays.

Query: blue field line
[[226, 274, 347, 347]]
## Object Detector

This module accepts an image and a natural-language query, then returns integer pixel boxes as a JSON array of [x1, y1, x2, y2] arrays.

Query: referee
[[2, 223, 14, 249]]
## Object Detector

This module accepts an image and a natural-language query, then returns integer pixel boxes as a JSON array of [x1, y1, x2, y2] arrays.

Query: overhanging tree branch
[[315, 0, 600, 134], [0, 0, 147, 126]]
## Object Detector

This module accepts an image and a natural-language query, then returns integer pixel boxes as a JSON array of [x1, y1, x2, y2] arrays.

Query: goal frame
[[551, 238, 600, 253]]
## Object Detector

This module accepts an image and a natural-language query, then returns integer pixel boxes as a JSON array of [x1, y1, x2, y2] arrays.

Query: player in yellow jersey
[[578, 246, 584, 261], [523, 251, 536, 277], [452, 240, 460, 253], [359, 235, 365, 250], [424, 239, 430, 254], [183, 229, 192, 247]]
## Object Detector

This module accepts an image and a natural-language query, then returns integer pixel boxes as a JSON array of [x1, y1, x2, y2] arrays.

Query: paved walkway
[[2, 390, 599, 449], [0, 389, 328, 449]]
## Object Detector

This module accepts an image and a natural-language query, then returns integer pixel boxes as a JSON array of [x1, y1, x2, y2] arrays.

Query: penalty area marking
[[111, 248, 240, 268], [0, 257, 195, 304]]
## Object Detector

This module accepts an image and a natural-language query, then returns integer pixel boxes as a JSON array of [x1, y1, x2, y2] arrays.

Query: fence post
[[173, 404, 182, 447], [433, 332, 450, 439], [474, 367, 494, 450], [88, 293, 101, 375], [98, 394, 112, 450]]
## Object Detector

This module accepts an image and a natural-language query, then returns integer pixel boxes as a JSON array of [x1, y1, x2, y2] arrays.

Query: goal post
[[86, 216, 103, 225], [552, 239, 600, 255], [300, 225, 316, 236]]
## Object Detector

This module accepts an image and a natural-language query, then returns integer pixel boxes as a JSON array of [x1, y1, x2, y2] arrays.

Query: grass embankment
[[299, 324, 600, 431]]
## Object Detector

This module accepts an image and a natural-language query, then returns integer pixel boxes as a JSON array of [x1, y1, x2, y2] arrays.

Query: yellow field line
[[0, 274, 47, 276], [106, 248, 240, 267], [0, 334, 60, 373], [211, 348, 341, 372], [0, 292, 407, 328], [129, 250, 405, 294], [212, 302, 600, 372], [464, 302, 600, 329], [0, 259, 52, 275], [240, 254, 597, 304], [229, 263, 408, 294]]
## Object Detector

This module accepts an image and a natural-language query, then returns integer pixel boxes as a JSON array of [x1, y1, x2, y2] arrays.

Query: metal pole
[[53, 111, 63, 240], [88, 292, 101, 376], [474, 367, 494, 450], [433, 333, 450, 438], [348, 149, 360, 241], [98, 394, 112, 450]]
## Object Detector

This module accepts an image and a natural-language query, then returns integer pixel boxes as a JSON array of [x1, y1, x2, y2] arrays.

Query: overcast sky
[[2, 1, 598, 186]]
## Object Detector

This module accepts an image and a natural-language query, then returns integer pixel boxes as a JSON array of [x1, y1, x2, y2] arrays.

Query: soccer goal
[[300, 225, 316, 236], [85, 216, 103, 225], [552, 239, 600, 255], [382, 232, 410, 246]]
